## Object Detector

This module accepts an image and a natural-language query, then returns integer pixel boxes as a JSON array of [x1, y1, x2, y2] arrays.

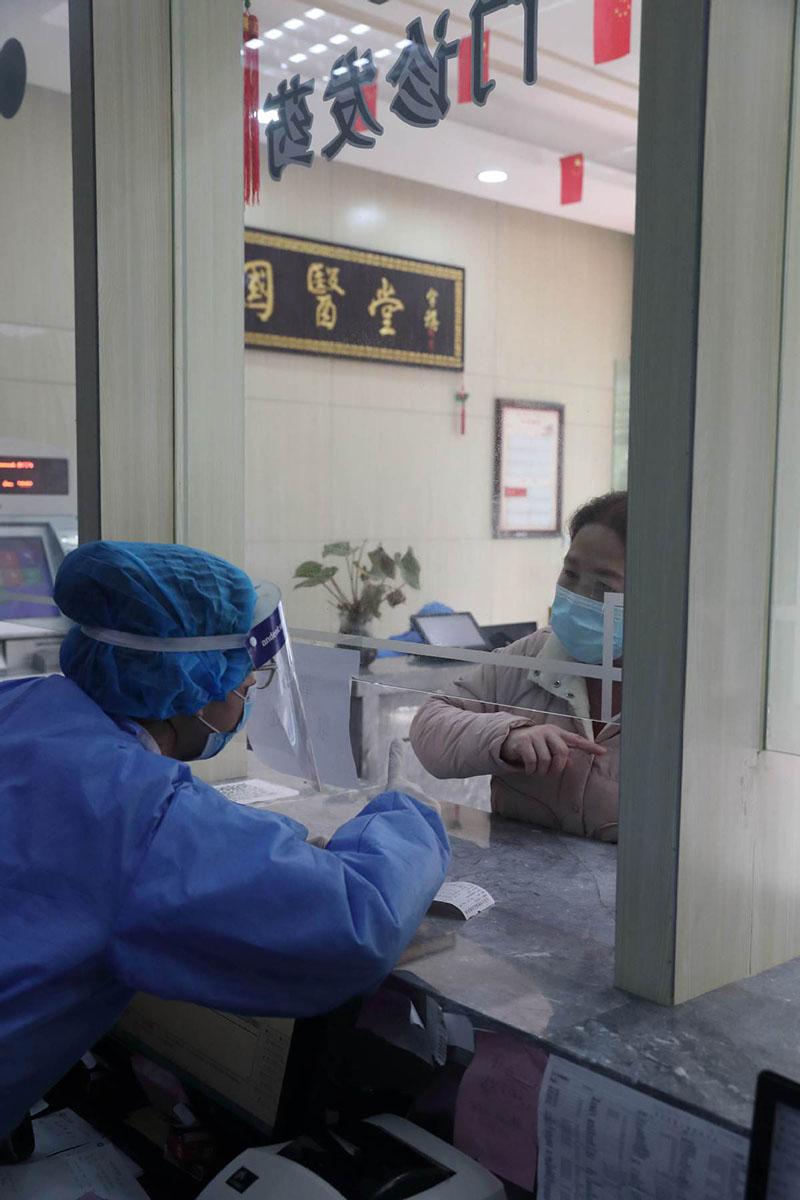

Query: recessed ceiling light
[[351, 23, 370, 35], [289, 52, 308, 62], [284, 18, 304, 30], [305, 7, 326, 18], [258, 108, 279, 124], [323, 74, 330, 81], [477, 169, 508, 183], [332, 65, 348, 75], [280, 62, 288, 69], [264, 28, 283, 40], [374, 48, 391, 58], [395, 39, 411, 49], [354, 57, 369, 68], [329, 33, 348, 44], [245, 37, 263, 49], [309, 43, 327, 53]]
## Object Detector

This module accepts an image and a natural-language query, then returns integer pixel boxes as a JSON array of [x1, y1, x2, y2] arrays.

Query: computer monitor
[[745, 1070, 800, 1198], [411, 611, 488, 652], [114, 994, 303, 1136], [0, 525, 62, 621]]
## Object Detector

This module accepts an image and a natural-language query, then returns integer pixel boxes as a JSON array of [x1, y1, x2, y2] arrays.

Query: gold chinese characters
[[368, 277, 405, 337], [244, 260, 274, 323], [307, 262, 346, 331]]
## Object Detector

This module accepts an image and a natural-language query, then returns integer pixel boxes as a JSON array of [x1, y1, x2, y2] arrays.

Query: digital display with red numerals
[[0, 458, 68, 495]]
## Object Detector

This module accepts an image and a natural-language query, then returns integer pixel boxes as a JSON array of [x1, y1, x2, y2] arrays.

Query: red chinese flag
[[594, 0, 632, 65], [458, 31, 490, 104], [355, 81, 378, 134], [560, 153, 584, 205]]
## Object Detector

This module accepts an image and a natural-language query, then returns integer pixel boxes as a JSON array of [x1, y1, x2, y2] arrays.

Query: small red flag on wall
[[458, 32, 490, 103], [355, 80, 378, 134], [560, 153, 584, 205], [594, 0, 632, 65]]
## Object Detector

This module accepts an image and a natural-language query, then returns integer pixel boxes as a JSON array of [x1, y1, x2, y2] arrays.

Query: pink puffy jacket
[[409, 629, 619, 842]]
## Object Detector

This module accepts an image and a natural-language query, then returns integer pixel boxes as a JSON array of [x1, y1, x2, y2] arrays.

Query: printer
[[196, 1114, 504, 1200]]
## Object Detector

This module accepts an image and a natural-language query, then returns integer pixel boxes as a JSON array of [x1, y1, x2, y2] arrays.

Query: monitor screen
[[766, 1102, 800, 1198], [413, 612, 488, 650], [0, 534, 60, 620], [115, 995, 295, 1134]]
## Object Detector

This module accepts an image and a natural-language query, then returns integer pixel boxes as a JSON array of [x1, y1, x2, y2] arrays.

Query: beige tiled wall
[[246, 160, 633, 636], [0, 85, 76, 461]]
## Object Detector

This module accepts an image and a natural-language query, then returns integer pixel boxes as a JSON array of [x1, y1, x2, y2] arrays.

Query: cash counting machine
[[196, 1114, 503, 1200], [0, 440, 76, 677]]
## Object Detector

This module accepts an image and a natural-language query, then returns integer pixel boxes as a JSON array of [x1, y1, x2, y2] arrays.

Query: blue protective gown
[[0, 675, 450, 1136]]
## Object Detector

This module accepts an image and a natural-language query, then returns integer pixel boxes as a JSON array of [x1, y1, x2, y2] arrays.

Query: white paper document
[[293, 642, 360, 789], [0, 1141, 147, 1200], [217, 778, 299, 806], [430, 881, 495, 920], [30, 1110, 106, 1160], [537, 1055, 749, 1200]]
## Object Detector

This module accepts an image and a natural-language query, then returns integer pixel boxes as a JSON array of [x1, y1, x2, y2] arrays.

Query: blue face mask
[[195, 688, 253, 761], [550, 585, 624, 664]]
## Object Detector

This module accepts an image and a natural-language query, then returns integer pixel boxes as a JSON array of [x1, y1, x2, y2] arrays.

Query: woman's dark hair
[[568, 491, 627, 546]]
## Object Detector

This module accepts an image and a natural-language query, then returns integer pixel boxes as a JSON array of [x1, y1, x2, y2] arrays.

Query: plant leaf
[[367, 547, 396, 581], [399, 547, 421, 589], [322, 541, 353, 557], [293, 565, 338, 589], [294, 560, 325, 579]]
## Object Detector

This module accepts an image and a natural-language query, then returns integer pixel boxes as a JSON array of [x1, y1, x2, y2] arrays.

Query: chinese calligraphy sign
[[262, 1, 539, 180], [245, 229, 464, 371]]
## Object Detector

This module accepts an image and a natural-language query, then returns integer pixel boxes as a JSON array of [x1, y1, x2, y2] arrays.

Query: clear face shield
[[80, 581, 320, 787]]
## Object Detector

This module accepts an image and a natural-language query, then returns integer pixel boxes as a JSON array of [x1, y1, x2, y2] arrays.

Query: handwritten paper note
[[537, 1055, 749, 1200], [453, 1031, 548, 1190], [430, 881, 495, 920], [0, 1142, 146, 1200]]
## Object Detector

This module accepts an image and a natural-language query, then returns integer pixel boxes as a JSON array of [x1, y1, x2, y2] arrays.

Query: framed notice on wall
[[493, 399, 564, 538], [244, 229, 464, 371]]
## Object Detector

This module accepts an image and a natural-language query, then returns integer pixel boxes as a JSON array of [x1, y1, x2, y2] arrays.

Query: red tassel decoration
[[455, 383, 469, 436], [243, 3, 261, 206]]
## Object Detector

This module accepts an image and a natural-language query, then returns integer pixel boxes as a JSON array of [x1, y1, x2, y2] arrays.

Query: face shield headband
[[80, 582, 320, 788]]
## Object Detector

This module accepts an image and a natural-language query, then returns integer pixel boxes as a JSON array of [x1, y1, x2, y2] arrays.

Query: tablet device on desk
[[411, 611, 488, 652], [745, 1069, 800, 1198]]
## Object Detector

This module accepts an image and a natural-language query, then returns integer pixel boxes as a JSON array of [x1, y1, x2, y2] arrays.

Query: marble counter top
[[247, 780, 796, 1135]]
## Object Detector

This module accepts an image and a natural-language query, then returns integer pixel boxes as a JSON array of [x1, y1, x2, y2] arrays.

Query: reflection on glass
[[242, 3, 637, 845], [0, 9, 77, 678]]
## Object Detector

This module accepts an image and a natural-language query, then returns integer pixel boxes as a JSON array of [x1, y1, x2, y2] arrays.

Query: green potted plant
[[293, 542, 421, 653]]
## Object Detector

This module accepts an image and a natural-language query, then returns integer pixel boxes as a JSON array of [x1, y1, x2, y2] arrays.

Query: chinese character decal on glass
[[468, 0, 539, 105], [307, 262, 346, 330], [368, 278, 405, 336], [264, 75, 315, 181], [387, 11, 459, 128], [322, 48, 384, 160], [244, 260, 275, 323]]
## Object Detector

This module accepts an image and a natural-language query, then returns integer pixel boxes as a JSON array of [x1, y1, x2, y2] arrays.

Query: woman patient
[[410, 492, 625, 842]]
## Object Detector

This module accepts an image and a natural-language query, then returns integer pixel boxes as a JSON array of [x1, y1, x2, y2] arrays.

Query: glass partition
[[241, 0, 637, 841], [0, 5, 77, 679]]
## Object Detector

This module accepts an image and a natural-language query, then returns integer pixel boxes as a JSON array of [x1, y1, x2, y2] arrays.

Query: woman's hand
[[500, 724, 606, 776]]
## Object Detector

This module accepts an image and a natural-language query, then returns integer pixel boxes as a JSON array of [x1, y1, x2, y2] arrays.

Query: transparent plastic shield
[[245, 583, 321, 787]]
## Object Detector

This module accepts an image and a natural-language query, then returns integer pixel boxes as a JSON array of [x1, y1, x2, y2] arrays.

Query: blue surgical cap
[[56, 541, 257, 720]]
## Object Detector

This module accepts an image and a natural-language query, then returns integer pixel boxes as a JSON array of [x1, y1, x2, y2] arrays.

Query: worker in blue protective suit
[[0, 541, 450, 1138]]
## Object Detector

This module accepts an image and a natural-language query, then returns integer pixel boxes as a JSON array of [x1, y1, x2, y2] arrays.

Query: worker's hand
[[500, 724, 606, 776]]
